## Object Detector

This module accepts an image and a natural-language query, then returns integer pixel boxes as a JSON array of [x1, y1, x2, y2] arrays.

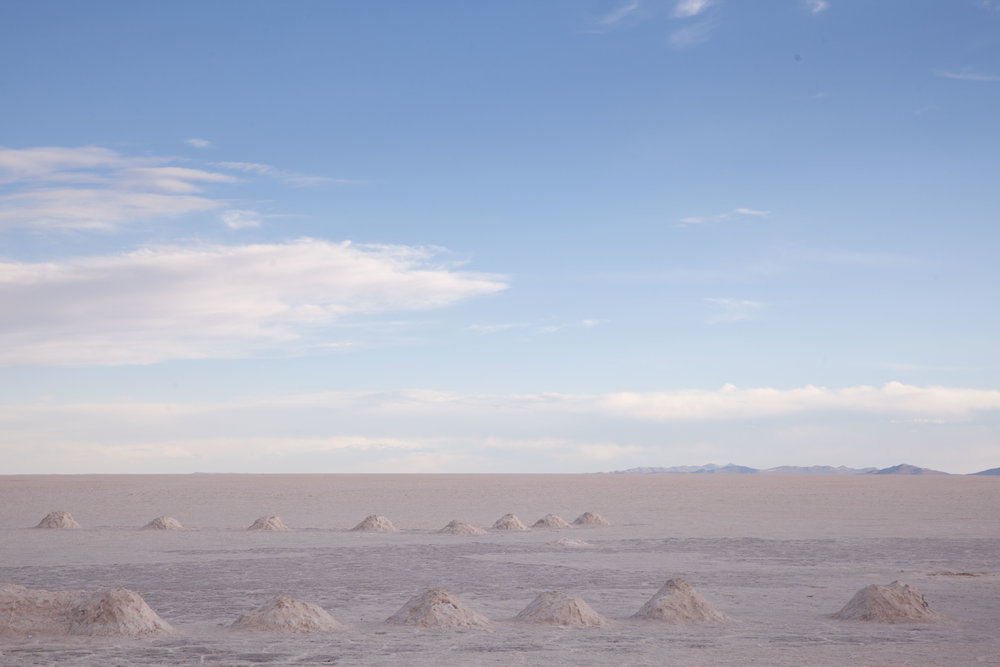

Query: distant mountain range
[[608, 463, 992, 475]]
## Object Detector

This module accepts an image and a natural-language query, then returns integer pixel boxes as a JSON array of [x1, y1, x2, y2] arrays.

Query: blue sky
[[1, 0, 998, 473]]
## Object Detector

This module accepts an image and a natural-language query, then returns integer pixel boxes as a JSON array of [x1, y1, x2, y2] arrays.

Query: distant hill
[[608, 463, 945, 475], [971, 467, 1000, 476], [870, 464, 949, 475]]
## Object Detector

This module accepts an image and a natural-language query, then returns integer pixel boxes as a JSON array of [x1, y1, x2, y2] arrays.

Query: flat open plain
[[0, 474, 998, 666]]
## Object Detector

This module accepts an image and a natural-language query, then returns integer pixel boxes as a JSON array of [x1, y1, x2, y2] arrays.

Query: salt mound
[[439, 519, 487, 535], [35, 511, 81, 529], [247, 516, 290, 531], [514, 591, 608, 627], [351, 514, 398, 532], [492, 513, 529, 531], [69, 587, 175, 637], [548, 538, 590, 548], [833, 580, 942, 623], [386, 589, 490, 628], [0, 584, 173, 638], [532, 513, 571, 529], [573, 511, 611, 526], [142, 516, 183, 530], [631, 578, 727, 623], [231, 595, 344, 633]]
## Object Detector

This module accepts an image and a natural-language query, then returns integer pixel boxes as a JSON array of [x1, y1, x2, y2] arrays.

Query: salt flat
[[0, 474, 998, 665]]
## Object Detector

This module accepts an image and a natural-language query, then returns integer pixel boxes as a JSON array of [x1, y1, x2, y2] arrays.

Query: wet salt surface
[[0, 474, 998, 665]]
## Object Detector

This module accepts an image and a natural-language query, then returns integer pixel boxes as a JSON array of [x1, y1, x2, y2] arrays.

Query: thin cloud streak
[[932, 68, 1000, 82]]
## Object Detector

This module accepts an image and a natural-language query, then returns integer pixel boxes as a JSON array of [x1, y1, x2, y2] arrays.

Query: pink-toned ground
[[0, 474, 997, 665]]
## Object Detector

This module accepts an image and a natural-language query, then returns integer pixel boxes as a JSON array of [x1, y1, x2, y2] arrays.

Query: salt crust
[[833, 580, 943, 623], [0, 584, 173, 638], [631, 578, 727, 623], [35, 510, 81, 529], [514, 591, 608, 626], [572, 511, 611, 526], [492, 513, 529, 530], [231, 595, 344, 633], [439, 519, 487, 535], [352, 514, 399, 532], [532, 513, 571, 529], [247, 516, 290, 531], [386, 589, 490, 628], [142, 515, 183, 530]]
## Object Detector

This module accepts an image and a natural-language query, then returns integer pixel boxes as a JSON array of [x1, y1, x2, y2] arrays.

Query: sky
[[1, 0, 998, 474]]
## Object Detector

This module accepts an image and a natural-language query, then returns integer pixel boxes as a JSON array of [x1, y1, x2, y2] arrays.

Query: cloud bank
[[0, 239, 507, 366]]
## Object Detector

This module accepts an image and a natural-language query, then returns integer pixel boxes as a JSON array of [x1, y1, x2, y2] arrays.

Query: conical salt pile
[[514, 591, 608, 627], [35, 511, 81, 529], [142, 516, 183, 530], [833, 580, 942, 623], [247, 516, 290, 531], [492, 513, 529, 531], [572, 511, 611, 526], [386, 589, 491, 628], [439, 519, 487, 535], [68, 587, 175, 637], [231, 595, 344, 633], [1, 584, 174, 638], [351, 514, 398, 532], [631, 578, 727, 623], [532, 513, 571, 529]]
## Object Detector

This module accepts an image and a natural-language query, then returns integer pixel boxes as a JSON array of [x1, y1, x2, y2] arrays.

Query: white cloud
[[677, 207, 769, 227], [672, 0, 713, 19], [0, 145, 235, 230], [464, 322, 529, 334], [220, 209, 263, 229], [185, 138, 213, 148], [805, 0, 829, 13], [0, 239, 507, 366], [214, 161, 354, 186], [705, 297, 764, 323], [932, 68, 1000, 82]]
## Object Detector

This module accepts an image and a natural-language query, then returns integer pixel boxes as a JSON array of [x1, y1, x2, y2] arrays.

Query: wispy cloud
[[185, 138, 213, 149], [0, 146, 234, 230], [594, 0, 642, 27], [0, 239, 507, 366], [677, 207, 770, 227], [805, 0, 829, 14], [672, 0, 713, 19], [705, 297, 764, 323], [464, 322, 529, 334], [932, 68, 1000, 82], [669, 20, 717, 48], [220, 209, 262, 229], [214, 161, 356, 186]]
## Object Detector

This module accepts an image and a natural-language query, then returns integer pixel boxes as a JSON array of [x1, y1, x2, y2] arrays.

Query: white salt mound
[[386, 589, 491, 628], [247, 516, 290, 531], [439, 519, 487, 535], [492, 513, 529, 531], [514, 591, 608, 627], [532, 513, 571, 529], [0, 584, 173, 638], [834, 580, 942, 623], [35, 511, 81, 529], [631, 578, 727, 623], [351, 514, 398, 532], [231, 595, 344, 633], [572, 511, 611, 526], [142, 516, 183, 530], [548, 538, 590, 548]]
